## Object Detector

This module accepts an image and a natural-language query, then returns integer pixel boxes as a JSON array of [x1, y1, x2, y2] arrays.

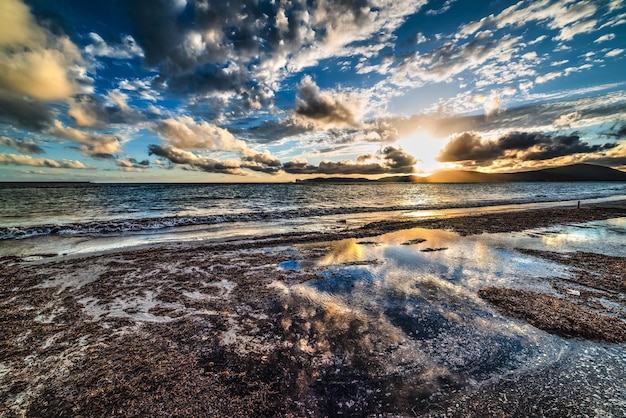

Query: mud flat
[[1, 202, 626, 417]]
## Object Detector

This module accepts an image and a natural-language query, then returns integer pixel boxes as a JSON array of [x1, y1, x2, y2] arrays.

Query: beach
[[2, 201, 626, 417]]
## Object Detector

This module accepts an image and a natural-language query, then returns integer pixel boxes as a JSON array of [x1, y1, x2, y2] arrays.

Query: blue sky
[[0, 0, 625, 182]]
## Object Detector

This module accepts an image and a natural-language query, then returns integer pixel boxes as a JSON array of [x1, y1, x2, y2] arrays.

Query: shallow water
[[276, 219, 626, 412]]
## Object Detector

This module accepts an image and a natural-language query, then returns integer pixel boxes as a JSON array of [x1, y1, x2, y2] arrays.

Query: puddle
[[485, 217, 626, 257], [277, 218, 626, 409]]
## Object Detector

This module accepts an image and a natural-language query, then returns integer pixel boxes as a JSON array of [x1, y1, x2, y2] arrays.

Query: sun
[[396, 132, 447, 174]]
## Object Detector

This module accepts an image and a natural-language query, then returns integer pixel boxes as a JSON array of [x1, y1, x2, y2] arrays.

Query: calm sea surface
[[1, 182, 625, 256]]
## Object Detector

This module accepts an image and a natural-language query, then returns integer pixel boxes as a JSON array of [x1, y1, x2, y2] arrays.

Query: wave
[[2, 192, 622, 240]]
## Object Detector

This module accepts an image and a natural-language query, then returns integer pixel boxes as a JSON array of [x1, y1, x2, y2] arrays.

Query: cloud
[[241, 150, 281, 168], [438, 131, 617, 164], [392, 31, 521, 85], [293, 76, 361, 129], [68, 95, 108, 128], [283, 146, 416, 175], [554, 19, 597, 41], [153, 116, 282, 173], [50, 120, 121, 157], [116, 158, 150, 172], [128, 0, 425, 109], [0, 0, 85, 101], [535, 71, 562, 84], [425, 0, 458, 16], [156, 116, 246, 151], [235, 120, 310, 144], [605, 48, 624, 57], [85, 32, 144, 59], [458, 0, 598, 40], [148, 144, 246, 175], [0, 136, 44, 154], [553, 111, 582, 127], [0, 152, 87, 169], [68, 93, 146, 128], [437, 132, 501, 163], [605, 125, 626, 138], [0, 92, 54, 130], [594, 33, 615, 43]]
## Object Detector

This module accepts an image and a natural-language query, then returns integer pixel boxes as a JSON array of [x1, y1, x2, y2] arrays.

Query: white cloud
[[605, 48, 624, 57], [535, 71, 562, 84], [609, 0, 623, 12], [594, 33, 616, 43], [392, 31, 522, 85], [457, 0, 599, 42], [85, 33, 144, 59], [528, 35, 547, 45], [554, 19, 597, 41], [598, 12, 626, 29], [106, 89, 131, 112]]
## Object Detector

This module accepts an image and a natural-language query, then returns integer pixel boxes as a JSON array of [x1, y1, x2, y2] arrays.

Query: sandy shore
[[1, 201, 626, 417]]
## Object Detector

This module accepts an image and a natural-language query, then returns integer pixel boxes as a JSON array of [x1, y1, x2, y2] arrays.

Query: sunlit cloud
[[0, 0, 86, 101], [50, 120, 121, 158], [0, 152, 88, 169]]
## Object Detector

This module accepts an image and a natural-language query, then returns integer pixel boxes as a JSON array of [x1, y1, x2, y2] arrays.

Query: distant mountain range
[[297, 164, 626, 183]]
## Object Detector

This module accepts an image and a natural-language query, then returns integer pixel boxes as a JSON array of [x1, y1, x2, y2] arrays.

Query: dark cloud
[[129, 0, 188, 70], [242, 152, 281, 167], [68, 93, 146, 128], [0, 92, 55, 130], [148, 144, 245, 175], [283, 146, 416, 175], [437, 132, 500, 162], [0, 136, 45, 154], [148, 143, 281, 175], [294, 76, 359, 128], [128, 0, 419, 110], [382, 146, 419, 170], [438, 131, 618, 163], [522, 134, 616, 161], [604, 124, 626, 138], [235, 120, 310, 144], [282, 159, 319, 175]]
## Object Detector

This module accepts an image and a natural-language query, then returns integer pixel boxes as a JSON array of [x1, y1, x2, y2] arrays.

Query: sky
[[0, 0, 625, 182]]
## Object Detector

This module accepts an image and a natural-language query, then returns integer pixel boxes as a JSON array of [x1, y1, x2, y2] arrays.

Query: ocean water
[[1, 181, 625, 256]]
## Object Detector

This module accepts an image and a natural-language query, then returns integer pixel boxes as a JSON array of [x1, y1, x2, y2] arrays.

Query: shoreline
[[1, 201, 625, 416], [4, 198, 626, 262]]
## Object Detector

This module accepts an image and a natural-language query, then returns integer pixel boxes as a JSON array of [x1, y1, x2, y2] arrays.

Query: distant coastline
[[297, 163, 626, 183]]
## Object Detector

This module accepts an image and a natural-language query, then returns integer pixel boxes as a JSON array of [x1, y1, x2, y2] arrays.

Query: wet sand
[[1, 201, 626, 417]]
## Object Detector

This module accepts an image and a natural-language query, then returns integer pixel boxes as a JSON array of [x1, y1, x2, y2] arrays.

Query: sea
[[1, 181, 626, 257]]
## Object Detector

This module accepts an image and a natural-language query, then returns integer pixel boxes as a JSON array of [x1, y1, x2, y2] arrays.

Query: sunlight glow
[[396, 132, 447, 174]]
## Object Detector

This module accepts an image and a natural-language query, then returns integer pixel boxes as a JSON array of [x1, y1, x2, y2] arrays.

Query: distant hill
[[297, 164, 626, 183]]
